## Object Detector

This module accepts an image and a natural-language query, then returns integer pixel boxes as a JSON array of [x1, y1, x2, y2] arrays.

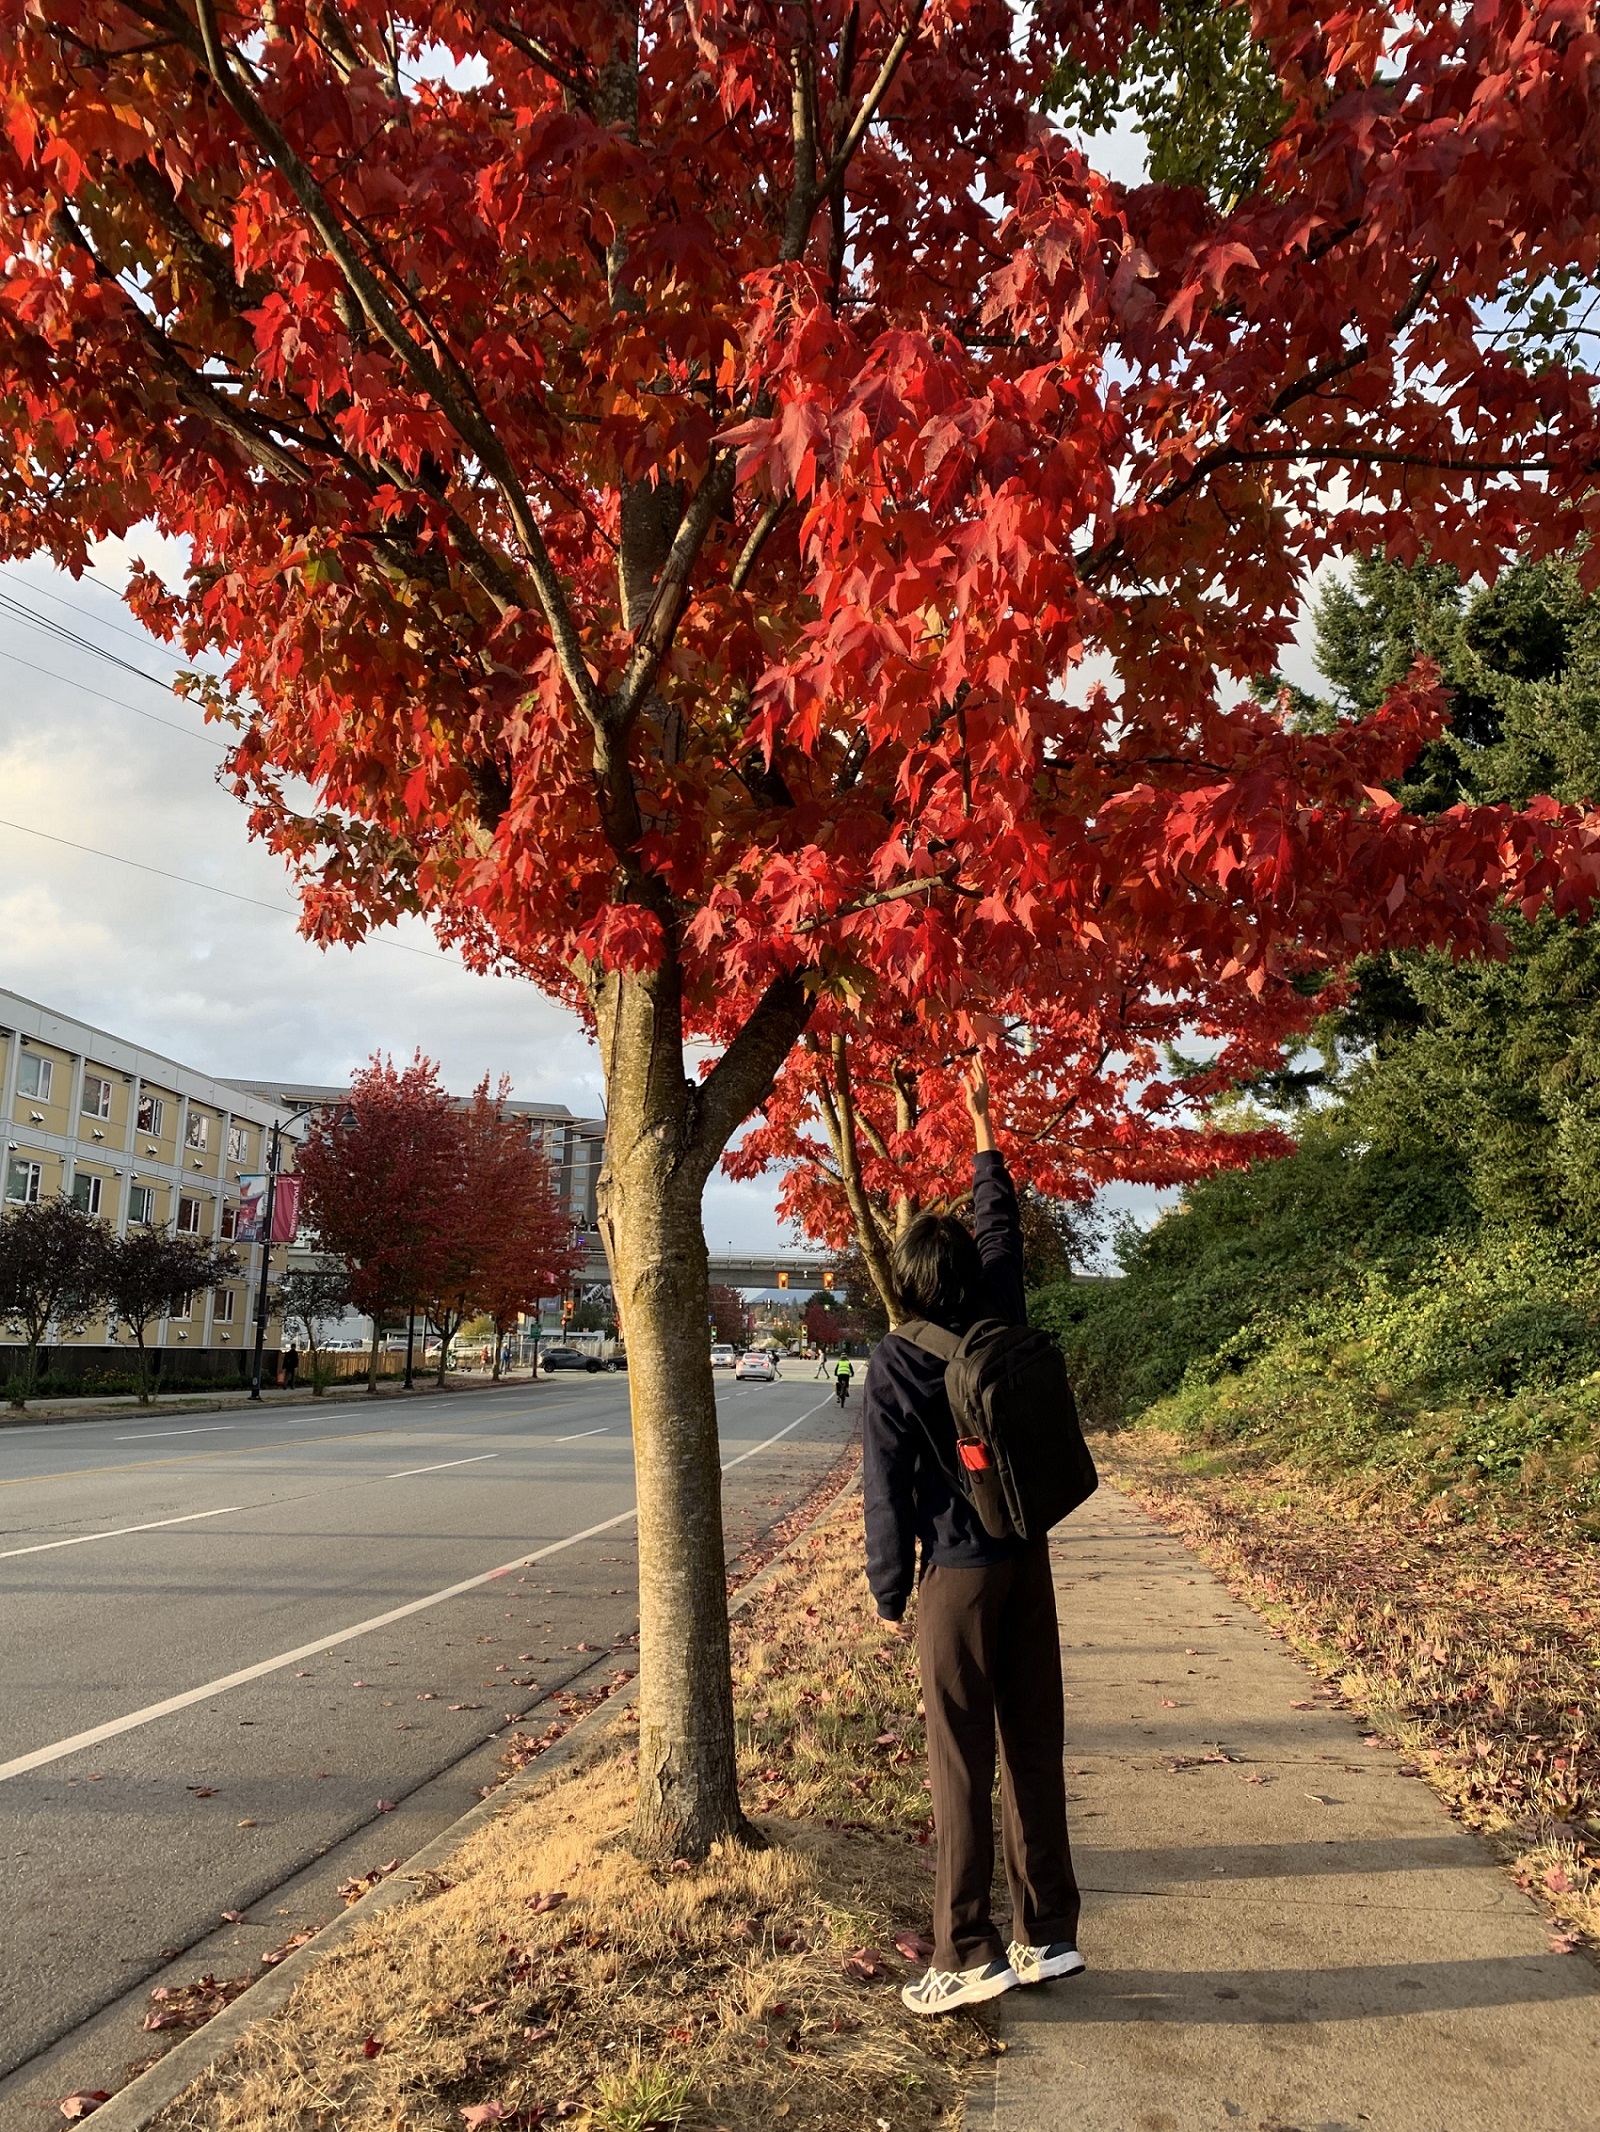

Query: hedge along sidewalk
[[90, 1466, 997, 2132]]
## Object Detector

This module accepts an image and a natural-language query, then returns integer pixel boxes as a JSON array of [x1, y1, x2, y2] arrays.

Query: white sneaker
[[900, 1956, 1018, 2015], [1007, 1939, 1085, 1985]]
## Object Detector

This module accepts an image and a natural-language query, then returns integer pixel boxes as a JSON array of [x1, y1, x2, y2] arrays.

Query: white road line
[[558, 1427, 608, 1442], [0, 1399, 829, 1785], [386, 1454, 499, 1479], [0, 1506, 243, 1562], [115, 1425, 237, 1442]]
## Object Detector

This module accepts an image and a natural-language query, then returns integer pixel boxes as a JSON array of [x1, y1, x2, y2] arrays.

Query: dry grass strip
[[150, 1500, 996, 2132], [1106, 1429, 1600, 1956]]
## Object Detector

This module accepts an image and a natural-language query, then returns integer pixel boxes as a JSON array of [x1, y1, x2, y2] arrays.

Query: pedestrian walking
[[282, 1342, 300, 1390], [862, 1062, 1083, 2014]]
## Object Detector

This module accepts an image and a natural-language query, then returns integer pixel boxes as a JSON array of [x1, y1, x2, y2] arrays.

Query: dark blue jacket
[[862, 1149, 1027, 1619]]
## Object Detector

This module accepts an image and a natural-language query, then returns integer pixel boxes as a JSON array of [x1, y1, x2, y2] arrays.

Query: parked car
[[541, 1346, 609, 1373], [710, 1345, 738, 1369], [735, 1350, 777, 1382]]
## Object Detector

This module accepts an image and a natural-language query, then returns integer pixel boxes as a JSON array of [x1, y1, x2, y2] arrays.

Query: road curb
[[79, 1465, 861, 2132]]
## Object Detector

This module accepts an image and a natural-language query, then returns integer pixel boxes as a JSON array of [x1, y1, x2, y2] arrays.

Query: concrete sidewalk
[[972, 1485, 1599, 2132]]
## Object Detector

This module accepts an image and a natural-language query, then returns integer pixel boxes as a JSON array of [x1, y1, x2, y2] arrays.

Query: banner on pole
[[235, 1173, 268, 1243], [270, 1173, 302, 1243]]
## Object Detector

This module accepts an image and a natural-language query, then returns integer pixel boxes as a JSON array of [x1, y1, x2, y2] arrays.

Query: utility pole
[[249, 1104, 309, 1402], [248, 1119, 282, 1403]]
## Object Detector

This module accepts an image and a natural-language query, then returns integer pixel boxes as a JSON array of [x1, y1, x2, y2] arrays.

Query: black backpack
[[899, 1316, 1097, 1541]]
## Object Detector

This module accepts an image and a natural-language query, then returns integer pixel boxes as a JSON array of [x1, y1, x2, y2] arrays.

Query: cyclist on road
[[834, 1355, 855, 1407]]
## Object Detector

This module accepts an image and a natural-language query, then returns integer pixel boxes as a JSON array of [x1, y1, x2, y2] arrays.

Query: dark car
[[540, 1346, 608, 1374]]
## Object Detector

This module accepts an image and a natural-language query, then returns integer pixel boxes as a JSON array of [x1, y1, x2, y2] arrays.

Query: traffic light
[[777, 1270, 788, 1289], [822, 1269, 835, 1289], [562, 1297, 574, 1322]]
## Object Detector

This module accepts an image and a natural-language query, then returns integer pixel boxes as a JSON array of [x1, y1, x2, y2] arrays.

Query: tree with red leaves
[[5, 1, 1600, 1852], [731, 955, 1309, 1317], [436, 1077, 588, 1382], [296, 1053, 460, 1390]]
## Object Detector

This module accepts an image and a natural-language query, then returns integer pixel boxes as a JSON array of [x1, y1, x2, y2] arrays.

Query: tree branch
[[180, 0, 604, 723], [730, 493, 788, 593], [818, 1034, 902, 1320], [691, 969, 815, 1169]]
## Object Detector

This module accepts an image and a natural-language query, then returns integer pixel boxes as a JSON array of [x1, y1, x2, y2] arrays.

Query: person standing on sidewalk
[[862, 1062, 1082, 2015]]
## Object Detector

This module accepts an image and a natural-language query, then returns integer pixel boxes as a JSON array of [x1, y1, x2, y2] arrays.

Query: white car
[[710, 1345, 738, 1369], [735, 1350, 777, 1382]]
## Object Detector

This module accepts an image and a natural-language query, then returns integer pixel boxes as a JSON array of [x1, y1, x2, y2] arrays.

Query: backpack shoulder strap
[[896, 1317, 960, 1363]]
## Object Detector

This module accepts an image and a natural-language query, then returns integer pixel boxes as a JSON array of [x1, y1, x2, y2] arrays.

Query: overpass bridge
[[572, 1243, 839, 1294]]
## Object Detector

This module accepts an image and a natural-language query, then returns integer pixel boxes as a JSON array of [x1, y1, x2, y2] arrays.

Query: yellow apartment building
[[0, 986, 298, 1381]]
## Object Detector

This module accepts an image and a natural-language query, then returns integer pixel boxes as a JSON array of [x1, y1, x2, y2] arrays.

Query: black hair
[[892, 1211, 989, 1332]]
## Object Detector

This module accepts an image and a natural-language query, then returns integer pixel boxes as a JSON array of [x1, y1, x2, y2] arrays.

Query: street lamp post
[[248, 1104, 311, 1403]]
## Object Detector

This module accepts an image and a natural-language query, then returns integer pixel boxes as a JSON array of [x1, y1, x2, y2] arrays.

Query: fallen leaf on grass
[[842, 1947, 888, 1982], [1550, 1927, 1583, 1953], [893, 1929, 934, 1962], [526, 1890, 566, 1914], [57, 2094, 111, 2120], [362, 2034, 383, 2059], [523, 2024, 556, 2044]]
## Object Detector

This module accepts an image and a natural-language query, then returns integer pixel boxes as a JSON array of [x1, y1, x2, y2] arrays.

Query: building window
[[170, 1292, 193, 1323], [18, 1053, 52, 1102], [128, 1184, 155, 1224], [215, 1288, 236, 1323], [5, 1159, 43, 1204], [177, 1196, 203, 1234], [69, 1173, 103, 1216], [82, 1075, 113, 1120], [185, 1111, 210, 1151], [227, 1124, 249, 1162], [136, 1093, 165, 1136], [219, 1203, 237, 1240]]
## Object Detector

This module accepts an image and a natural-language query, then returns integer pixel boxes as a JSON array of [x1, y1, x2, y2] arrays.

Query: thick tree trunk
[[367, 1320, 381, 1393], [595, 951, 811, 1858], [597, 956, 749, 1858]]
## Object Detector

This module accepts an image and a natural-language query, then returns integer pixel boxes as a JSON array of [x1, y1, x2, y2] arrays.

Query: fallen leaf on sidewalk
[[57, 2093, 111, 2120], [376, 1799, 397, 1812], [1288, 1699, 1315, 1710], [449, 1703, 483, 1711], [1241, 1772, 1270, 1785], [1304, 1793, 1335, 1805], [186, 1786, 216, 1798], [261, 1930, 316, 1966], [1160, 1698, 1178, 1708], [418, 1692, 437, 1701], [220, 1908, 247, 1923]]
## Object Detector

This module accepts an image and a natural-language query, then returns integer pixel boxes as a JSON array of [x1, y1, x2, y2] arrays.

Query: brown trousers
[[916, 1540, 1080, 1971]]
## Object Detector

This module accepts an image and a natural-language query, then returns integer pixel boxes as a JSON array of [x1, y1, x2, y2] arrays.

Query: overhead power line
[[0, 584, 187, 690], [0, 646, 220, 749], [0, 815, 457, 968], [0, 568, 196, 657]]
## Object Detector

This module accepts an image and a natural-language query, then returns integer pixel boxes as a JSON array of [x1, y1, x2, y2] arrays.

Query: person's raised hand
[[965, 1059, 996, 1151]]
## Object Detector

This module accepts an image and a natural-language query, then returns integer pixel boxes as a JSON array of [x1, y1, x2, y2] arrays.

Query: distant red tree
[[439, 1078, 587, 1382], [708, 1285, 751, 1350], [296, 1053, 459, 1391]]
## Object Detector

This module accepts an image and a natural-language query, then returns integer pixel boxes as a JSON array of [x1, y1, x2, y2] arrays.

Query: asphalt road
[[0, 1371, 856, 2103]]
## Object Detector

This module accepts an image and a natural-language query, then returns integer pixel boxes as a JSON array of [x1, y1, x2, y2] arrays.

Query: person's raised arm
[[967, 1058, 1026, 1322], [966, 1059, 997, 1153]]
